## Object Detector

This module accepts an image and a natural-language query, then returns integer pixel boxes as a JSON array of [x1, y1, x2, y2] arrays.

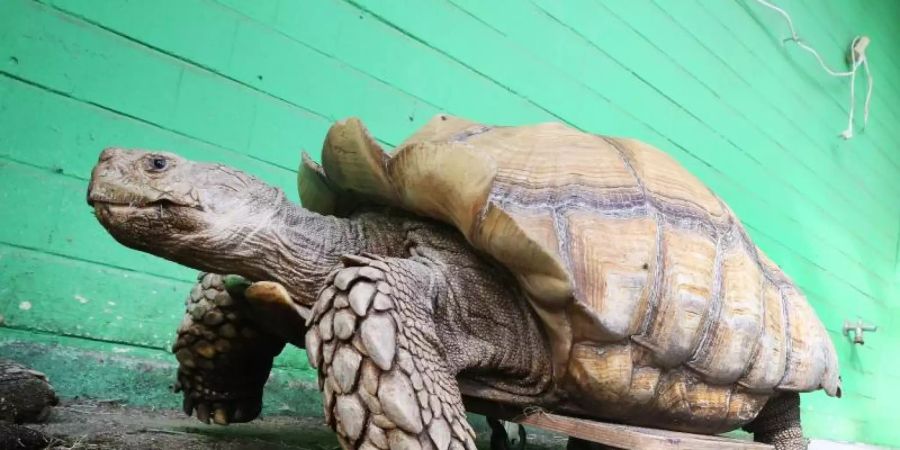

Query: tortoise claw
[[195, 402, 211, 424], [213, 404, 230, 425], [182, 396, 194, 417]]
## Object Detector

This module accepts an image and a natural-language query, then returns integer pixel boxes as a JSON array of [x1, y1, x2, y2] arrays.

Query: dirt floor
[[16, 398, 567, 450]]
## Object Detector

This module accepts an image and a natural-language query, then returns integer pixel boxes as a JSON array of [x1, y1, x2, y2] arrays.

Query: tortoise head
[[87, 148, 283, 267]]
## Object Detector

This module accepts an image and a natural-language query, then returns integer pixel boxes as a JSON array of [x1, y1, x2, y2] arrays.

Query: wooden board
[[464, 398, 772, 450]]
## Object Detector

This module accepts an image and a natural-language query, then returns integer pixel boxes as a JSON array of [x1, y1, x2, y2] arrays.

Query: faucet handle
[[843, 319, 877, 345]]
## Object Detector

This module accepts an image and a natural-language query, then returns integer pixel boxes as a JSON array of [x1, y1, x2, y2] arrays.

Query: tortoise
[[87, 115, 840, 450]]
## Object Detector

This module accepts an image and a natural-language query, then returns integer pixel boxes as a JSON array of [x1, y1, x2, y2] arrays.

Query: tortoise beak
[[87, 148, 126, 207]]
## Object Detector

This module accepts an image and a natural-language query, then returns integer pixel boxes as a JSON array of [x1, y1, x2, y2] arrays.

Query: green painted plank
[[39, 0, 438, 147], [0, 0, 332, 170], [721, 0, 900, 170], [654, 0, 900, 224], [348, 1, 654, 139], [0, 82, 303, 283], [350, 0, 893, 295], [785, 1, 900, 125], [708, 7, 896, 207], [0, 243, 190, 349], [722, 0, 900, 132], [0, 75, 297, 191], [743, 0, 900, 134], [219, 0, 553, 125], [637, 0, 900, 205], [0, 241, 313, 370]]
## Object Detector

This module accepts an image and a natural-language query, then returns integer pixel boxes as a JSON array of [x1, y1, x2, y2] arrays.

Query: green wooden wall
[[1, 0, 898, 446]]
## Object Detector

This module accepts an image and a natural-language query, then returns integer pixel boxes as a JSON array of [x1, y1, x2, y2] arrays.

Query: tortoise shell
[[299, 115, 840, 432]]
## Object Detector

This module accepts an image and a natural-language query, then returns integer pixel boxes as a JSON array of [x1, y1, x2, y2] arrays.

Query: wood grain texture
[[463, 398, 772, 450]]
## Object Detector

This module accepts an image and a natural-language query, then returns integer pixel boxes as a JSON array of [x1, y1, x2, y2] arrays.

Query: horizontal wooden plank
[[463, 399, 771, 450], [218, 0, 554, 125], [709, 0, 900, 170], [0, 159, 198, 281], [0, 243, 312, 370], [0, 75, 297, 191], [0, 242, 191, 348], [38, 0, 437, 147], [786, 0, 900, 125]]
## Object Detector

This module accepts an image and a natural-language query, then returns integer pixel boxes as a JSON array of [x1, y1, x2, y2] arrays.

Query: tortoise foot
[[743, 393, 807, 450], [172, 273, 285, 425]]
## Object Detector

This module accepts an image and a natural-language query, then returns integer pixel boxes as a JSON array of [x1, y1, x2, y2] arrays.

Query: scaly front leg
[[306, 254, 477, 450], [172, 272, 285, 424]]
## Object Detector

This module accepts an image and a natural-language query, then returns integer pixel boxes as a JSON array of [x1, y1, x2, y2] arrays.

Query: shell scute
[[566, 212, 657, 342], [738, 280, 788, 392], [689, 239, 764, 384], [635, 226, 717, 368], [613, 138, 725, 221]]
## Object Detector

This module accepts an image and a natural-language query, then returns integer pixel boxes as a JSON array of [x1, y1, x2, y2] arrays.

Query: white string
[[861, 57, 873, 129], [752, 0, 873, 139]]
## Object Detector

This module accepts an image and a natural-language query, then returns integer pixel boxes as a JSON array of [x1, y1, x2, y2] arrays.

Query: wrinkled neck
[[196, 195, 361, 306]]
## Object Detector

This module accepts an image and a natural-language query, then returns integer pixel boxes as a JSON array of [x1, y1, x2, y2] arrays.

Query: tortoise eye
[[148, 156, 168, 171]]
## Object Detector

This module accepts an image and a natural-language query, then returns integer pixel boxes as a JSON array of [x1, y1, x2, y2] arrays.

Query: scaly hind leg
[[172, 272, 285, 424], [742, 393, 807, 450], [306, 254, 477, 450]]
